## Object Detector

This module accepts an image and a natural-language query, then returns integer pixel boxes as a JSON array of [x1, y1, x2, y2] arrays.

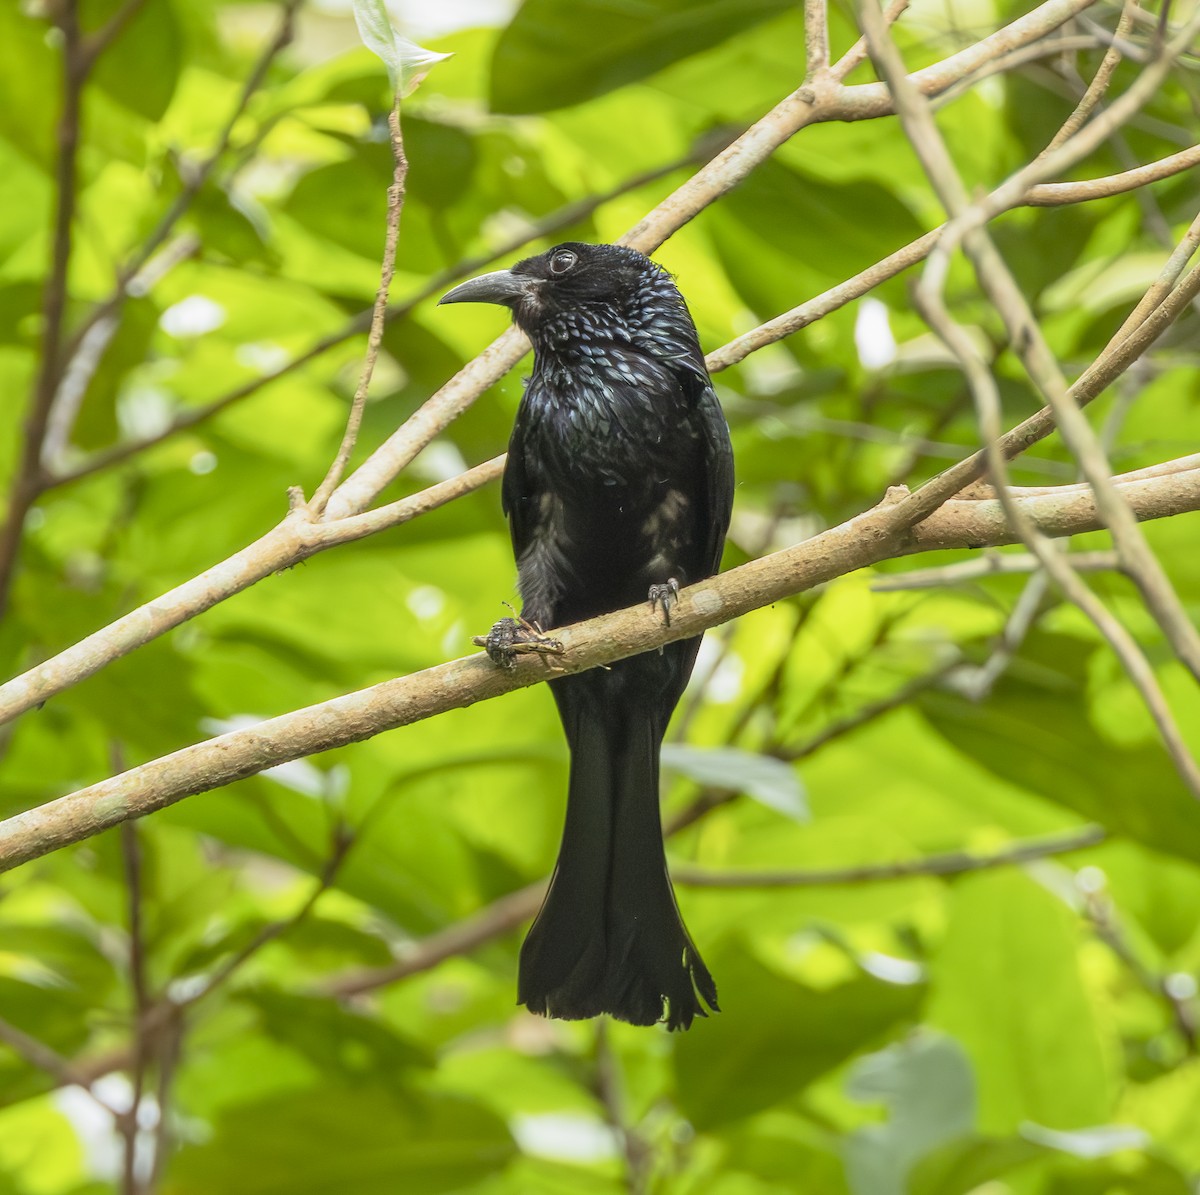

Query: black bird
[[440, 242, 733, 1030]]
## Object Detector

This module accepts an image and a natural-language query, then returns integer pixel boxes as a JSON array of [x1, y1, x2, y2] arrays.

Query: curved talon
[[647, 578, 681, 627], [474, 615, 564, 669]]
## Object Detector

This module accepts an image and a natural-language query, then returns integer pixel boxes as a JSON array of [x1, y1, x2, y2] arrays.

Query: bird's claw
[[648, 578, 681, 627], [474, 613, 564, 669]]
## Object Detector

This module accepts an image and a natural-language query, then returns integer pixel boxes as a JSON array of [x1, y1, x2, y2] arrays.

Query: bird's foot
[[647, 578, 681, 627], [473, 610, 563, 669]]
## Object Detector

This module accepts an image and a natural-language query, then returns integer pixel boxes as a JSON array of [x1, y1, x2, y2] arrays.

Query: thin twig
[[328, 881, 545, 998], [1105, 207, 1200, 349], [949, 569, 1052, 701], [1043, 0, 1142, 151], [0, 1014, 124, 1117], [871, 549, 1120, 590], [179, 824, 354, 1006], [61, 0, 303, 368], [145, 1015, 182, 1191], [1084, 888, 1198, 1054], [672, 825, 1107, 886], [594, 1023, 651, 1195], [309, 105, 407, 516], [119, 813, 149, 1195], [805, 0, 831, 78], [0, 0, 87, 617], [81, 0, 150, 65]]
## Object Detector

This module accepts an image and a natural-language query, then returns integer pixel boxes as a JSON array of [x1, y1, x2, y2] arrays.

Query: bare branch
[[0, 0, 87, 617], [805, 0, 831, 78], [708, 145, 1200, 372], [1106, 207, 1200, 348], [1084, 886, 1198, 1054], [119, 816, 148, 1195], [63, 0, 303, 363], [870, 549, 1121, 590], [672, 825, 1107, 887], [80, 0, 150, 66], [1042, 0, 1142, 151], [3, 238, 1197, 734], [327, 882, 544, 999], [181, 825, 354, 1005], [0, 1014, 124, 1118], [1, 463, 1197, 874], [308, 106, 407, 516]]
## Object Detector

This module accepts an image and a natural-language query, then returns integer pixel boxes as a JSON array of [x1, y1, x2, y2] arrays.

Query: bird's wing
[[500, 403, 536, 562], [693, 378, 735, 576]]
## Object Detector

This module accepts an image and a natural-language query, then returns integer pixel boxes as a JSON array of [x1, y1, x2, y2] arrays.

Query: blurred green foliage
[[1, 0, 1199, 1192]]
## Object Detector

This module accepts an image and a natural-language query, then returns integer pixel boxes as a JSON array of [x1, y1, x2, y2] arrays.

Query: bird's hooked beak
[[438, 269, 538, 308]]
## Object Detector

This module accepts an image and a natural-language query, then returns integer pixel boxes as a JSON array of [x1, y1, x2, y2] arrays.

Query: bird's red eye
[[550, 249, 577, 275]]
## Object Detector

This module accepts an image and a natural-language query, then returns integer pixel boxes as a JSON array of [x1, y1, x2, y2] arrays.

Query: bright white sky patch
[[200, 715, 348, 798], [117, 386, 173, 440], [311, 0, 518, 38], [511, 1114, 619, 1163], [235, 341, 290, 373], [160, 295, 226, 338], [854, 297, 896, 369]]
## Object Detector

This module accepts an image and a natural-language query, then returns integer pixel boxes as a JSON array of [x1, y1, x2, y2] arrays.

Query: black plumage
[[440, 242, 734, 1030]]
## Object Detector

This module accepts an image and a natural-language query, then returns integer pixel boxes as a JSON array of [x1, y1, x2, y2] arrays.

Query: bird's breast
[[523, 351, 687, 488]]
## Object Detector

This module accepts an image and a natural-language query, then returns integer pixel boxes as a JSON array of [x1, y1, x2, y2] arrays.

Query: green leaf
[[845, 1033, 976, 1195], [918, 631, 1200, 863], [490, 0, 795, 114], [351, 0, 402, 94], [0, 9, 56, 168], [167, 1085, 515, 1194], [89, 0, 183, 121], [351, 0, 450, 97], [661, 744, 807, 821], [927, 870, 1116, 1134], [674, 943, 923, 1128], [238, 989, 430, 1086], [909, 1135, 1047, 1195]]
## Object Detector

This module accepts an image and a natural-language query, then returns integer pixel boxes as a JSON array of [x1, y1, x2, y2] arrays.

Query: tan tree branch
[[859, 0, 1200, 792], [0, 462, 1195, 874], [2, 235, 1197, 733], [671, 825, 1108, 887], [308, 105, 407, 515], [0, 0, 88, 618]]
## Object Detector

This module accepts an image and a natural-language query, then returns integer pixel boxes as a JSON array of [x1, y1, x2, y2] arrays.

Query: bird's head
[[438, 242, 679, 341]]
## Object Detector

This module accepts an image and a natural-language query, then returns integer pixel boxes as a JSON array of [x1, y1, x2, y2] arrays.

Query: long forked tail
[[517, 669, 718, 1031]]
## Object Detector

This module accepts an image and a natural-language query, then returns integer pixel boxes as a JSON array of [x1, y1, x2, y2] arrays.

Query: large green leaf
[[673, 943, 923, 1128], [489, 0, 794, 114], [918, 632, 1200, 863], [89, 0, 183, 121], [167, 1086, 516, 1194], [927, 870, 1116, 1134]]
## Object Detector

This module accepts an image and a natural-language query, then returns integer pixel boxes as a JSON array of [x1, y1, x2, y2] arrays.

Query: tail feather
[[518, 662, 718, 1031]]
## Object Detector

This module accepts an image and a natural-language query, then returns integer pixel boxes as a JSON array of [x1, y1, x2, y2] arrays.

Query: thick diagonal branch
[[1, 462, 1195, 874]]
